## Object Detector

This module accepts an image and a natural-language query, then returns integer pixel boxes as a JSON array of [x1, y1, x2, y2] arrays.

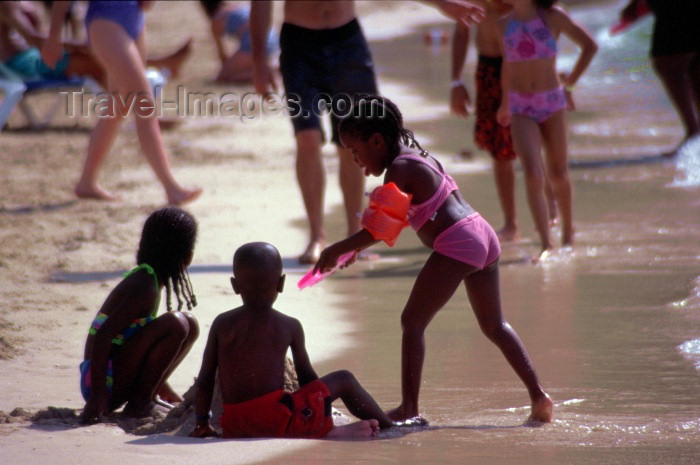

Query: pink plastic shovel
[[297, 251, 356, 290]]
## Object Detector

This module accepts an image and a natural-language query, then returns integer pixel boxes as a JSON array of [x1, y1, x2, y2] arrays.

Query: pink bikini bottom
[[508, 86, 567, 123], [432, 213, 501, 269]]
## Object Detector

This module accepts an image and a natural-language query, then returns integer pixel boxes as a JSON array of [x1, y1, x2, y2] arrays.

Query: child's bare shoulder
[[211, 307, 245, 330], [271, 309, 303, 330]]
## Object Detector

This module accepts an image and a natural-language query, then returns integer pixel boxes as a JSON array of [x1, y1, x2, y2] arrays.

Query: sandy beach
[[1, 1, 699, 464]]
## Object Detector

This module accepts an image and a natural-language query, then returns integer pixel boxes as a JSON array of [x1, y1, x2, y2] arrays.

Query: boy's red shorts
[[219, 379, 333, 438]]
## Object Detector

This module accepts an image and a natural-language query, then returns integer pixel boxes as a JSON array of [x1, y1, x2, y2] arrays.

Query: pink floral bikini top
[[394, 153, 459, 231], [503, 11, 557, 62]]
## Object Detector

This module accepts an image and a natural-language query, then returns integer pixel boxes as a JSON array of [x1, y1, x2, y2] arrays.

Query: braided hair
[[136, 207, 198, 311], [338, 95, 427, 164]]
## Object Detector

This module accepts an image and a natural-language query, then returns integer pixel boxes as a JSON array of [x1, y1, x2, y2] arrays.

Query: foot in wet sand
[[531, 248, 552, 264], [326, 419, 380, 439], [385, 405, 428, 426], [298, 240, 324, 264], [167, 186, 202, 206], [527, 393, 554, 423], [75, 183, 120, 202]]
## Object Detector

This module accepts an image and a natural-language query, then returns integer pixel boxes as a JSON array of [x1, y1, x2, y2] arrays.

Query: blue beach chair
[[0, 62, 167, 131], [0, 61, 100, 130]]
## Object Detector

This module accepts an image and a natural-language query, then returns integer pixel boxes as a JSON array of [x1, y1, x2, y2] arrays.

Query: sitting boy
[[190, 242, 393, 439]]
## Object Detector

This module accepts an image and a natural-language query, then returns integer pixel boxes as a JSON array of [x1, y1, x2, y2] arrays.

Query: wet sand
[[1, 1, 699, 464]]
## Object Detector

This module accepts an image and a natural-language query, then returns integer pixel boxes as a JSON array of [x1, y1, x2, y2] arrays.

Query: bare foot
[[527, 393, 554, 423], [299, 240, 324, 264], [75, 183, 120, 202], [496, 225, 520, 242], [167, 186, 202, 206], [531, 248, 552, 264], [385, 404, 421, 423], [326, 419, 380, 439]]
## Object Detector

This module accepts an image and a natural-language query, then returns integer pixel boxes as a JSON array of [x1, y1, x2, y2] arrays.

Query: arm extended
[[190, 318, 220, 438], [289, 319, 319, 387]]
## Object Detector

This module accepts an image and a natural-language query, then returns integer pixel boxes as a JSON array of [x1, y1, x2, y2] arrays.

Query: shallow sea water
[[264, 1, 699, 463]]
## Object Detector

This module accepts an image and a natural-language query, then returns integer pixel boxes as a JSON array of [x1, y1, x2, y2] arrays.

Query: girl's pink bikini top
[[394, 153, 459, 231], [503, 11, 557, 62]]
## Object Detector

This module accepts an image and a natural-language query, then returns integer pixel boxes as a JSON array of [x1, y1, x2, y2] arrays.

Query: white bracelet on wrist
[[450, 80, 465, 89]]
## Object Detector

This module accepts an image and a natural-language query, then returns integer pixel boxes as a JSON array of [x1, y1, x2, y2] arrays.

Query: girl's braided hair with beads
[[338, 95, 427, 161], [136, 207, 198, 311]]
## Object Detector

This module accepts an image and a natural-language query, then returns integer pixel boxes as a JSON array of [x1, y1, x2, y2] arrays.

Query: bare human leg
[[321, 370, 393, 430], [492, 158, 519, 241], [337, 145, 365, 236], [112, 311, 196, 417], [87, 21, 201, 205], [510, 114, 551, 259], [652, 53, 700, 145], [540, 110, 574, 247], [386, 253, 470, 422], [464, 262, 553, 423], [156, 312, 199, 405], [544, 175, 559, 227], [75, 90, 123, 201], [295, 129, 327, 264], [337, 144, 378, 260]]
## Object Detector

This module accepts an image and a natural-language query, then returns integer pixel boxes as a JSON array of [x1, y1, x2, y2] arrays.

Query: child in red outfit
[[190, 242, 392, 439], [218, 379, 332, 438]]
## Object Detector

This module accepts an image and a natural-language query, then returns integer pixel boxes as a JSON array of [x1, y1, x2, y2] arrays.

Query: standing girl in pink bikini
[[496, 0, 597, 261], [313, 96, 553, 425]]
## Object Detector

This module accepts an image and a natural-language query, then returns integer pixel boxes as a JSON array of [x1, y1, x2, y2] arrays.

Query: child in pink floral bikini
[[496, 0, 597, 261]]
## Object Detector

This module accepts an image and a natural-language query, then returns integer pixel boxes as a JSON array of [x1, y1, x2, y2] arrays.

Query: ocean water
[[277, 1, 700, 463]]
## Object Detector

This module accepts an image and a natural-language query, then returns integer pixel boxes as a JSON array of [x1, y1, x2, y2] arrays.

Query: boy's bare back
[[197, 242, 318, 407], [209, 307, 309, 404]]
